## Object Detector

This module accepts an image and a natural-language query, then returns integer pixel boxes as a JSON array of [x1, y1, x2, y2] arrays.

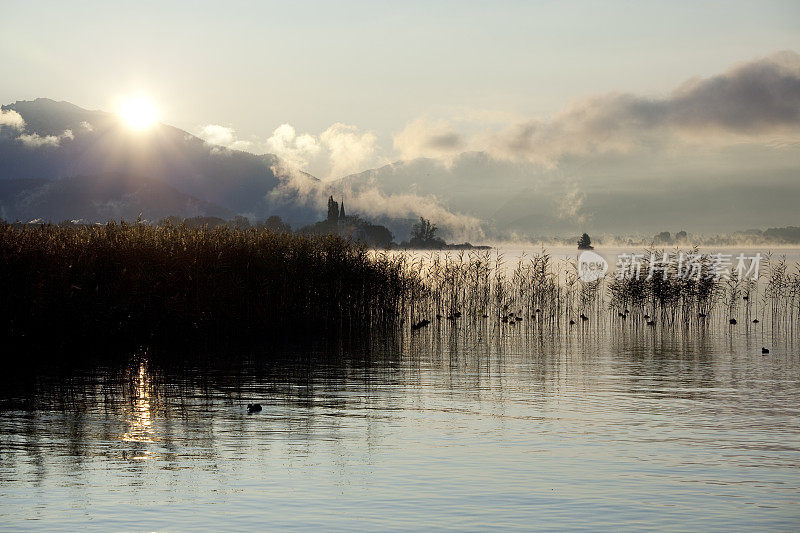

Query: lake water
[[396, 245, 800, 276], [1, 322, 798, 531]]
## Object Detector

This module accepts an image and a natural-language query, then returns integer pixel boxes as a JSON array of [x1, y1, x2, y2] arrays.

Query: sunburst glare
[[117, 96, 159, 130]]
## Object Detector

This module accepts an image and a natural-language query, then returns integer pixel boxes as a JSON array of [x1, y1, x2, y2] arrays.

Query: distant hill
[[335, 147, 800, 237], [0, 174, 233, 223], [0, 98, 319, 224]]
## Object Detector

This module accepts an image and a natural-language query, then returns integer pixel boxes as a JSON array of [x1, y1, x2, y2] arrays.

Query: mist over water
[[1, 322, 798, 531], [473, 246, 800, 266]]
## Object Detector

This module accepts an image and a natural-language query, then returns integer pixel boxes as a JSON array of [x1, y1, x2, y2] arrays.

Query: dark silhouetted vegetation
[[763, 226, 800, 244], [653, 231, 672, 245], [577, 233, 593, 250], [261, 215, 292, 234], [0, 221, 409, 354], [407, 217, 446, 249], [300, 196, 395, 248]]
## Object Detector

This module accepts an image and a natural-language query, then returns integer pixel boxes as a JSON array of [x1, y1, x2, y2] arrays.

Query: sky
[[2, 0, 799, 179]]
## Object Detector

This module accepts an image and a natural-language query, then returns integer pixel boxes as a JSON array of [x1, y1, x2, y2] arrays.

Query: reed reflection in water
[[0, 324, 798, 531]]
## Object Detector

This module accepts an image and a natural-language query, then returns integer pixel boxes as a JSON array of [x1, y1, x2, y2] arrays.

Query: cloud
[[17, 129, 74, 148], [265, 124, 321, 170], [0, 109, 25, 130], [668, 50, 800, 133], [393, 117, 464, 161], [264, 122, 378, 178], [197, 124, 253, 151], [198, 121, 377, 178], [489, 51, 800, 164], [389, 52, 800, 167], [341, 186, 484, 241], [556, 183, 587, 224], [319, 123, 377, 178]]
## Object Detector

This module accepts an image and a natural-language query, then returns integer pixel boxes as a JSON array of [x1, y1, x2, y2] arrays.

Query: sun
[[118, 96, 159, 130]]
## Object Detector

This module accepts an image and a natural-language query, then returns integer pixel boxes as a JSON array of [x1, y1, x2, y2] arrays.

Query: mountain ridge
[[0, 99, 318, 224]]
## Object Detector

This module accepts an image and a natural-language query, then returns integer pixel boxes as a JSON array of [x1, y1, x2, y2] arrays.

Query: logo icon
[[577, 251, 608, 282]]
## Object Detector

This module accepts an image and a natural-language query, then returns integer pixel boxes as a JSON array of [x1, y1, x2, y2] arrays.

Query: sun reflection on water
[[121, 362, 155, 451]]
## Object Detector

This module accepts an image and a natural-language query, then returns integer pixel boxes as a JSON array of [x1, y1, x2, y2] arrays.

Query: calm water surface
[[1, 324, 798, 531]]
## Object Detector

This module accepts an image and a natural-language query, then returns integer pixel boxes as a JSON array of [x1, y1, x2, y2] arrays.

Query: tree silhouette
[[654, 231, 672, 244], [262, 215, 291, 233], [327, 196, 339, 224], [410, 217, 445, 248], [577, 233, 593, 250], [411, 217, 437, 242]]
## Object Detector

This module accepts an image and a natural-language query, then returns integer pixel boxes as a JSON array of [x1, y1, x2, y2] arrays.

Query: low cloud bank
[[395, 51, 800, 165], [17, 129, 74, 148]]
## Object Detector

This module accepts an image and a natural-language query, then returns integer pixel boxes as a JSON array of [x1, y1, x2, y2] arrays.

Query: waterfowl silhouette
[[644, 314, 650, 319], [753, 319, 759, 324], [569, 319, 575, 325], [580, 314, 589, 321], [247, 404, 262, 413], [646, 320, 655, 326], [761, 347, 770, 354], [618, 312, 626, 319], [411, 319, 430, 331], [729, 318, 737, 325], [698, 313, 707, 318], [743, 295, 749, 301]]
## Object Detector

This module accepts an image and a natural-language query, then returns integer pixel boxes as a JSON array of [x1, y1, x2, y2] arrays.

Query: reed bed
[[385, 247, 799, 331], [2, 222, 797, 359], [0, 222, 410, 351]]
